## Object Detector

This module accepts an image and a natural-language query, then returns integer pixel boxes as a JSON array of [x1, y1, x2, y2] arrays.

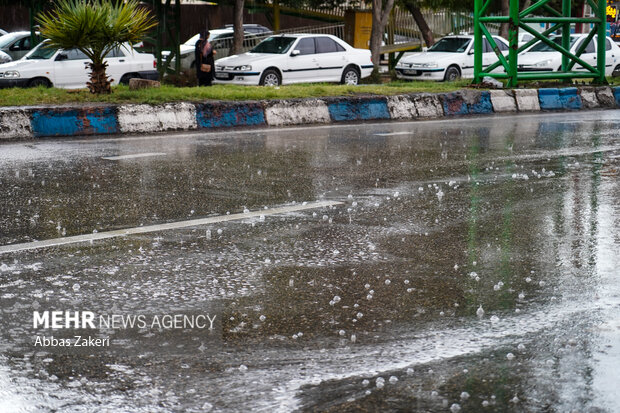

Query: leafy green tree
[[36, 0, 156, 94]]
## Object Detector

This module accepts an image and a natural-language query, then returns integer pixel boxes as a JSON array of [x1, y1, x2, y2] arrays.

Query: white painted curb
[[117, 102, 197, 133]]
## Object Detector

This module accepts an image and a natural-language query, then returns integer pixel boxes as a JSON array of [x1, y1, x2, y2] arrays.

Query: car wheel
[[341, 66, 360, 85], [120, 73, 139, 85], [444, 66, 461, 82], [260, 69, 281, 86], [28, 77, 51, 88]]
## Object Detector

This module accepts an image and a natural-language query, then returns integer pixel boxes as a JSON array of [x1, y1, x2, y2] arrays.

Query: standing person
[[195, 30, 216, 86]]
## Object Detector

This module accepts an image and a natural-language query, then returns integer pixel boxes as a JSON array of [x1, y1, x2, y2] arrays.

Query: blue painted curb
[[538, 89, 562, 111], [442, 92, 469, 116], [327, 97, 390, 122], [30, 106, 118, 137], [196, 101, 265, 129], [558, 87, 582, 110], [614, 87, 620, 107], [468, 91, 493, 114]]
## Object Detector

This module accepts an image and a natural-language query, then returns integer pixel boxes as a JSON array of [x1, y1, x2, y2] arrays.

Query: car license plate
[[215, 73, 229, 79], [403, 69, 419, 75]]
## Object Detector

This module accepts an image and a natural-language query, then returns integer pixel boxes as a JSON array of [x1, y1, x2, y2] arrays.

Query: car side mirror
[[468, 49, 475, 55], [290, 49, 300, 57], [56, 53, 68, 61]]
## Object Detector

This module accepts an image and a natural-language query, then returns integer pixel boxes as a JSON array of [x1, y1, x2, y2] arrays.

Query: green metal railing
[[473, 0, 608, 87]]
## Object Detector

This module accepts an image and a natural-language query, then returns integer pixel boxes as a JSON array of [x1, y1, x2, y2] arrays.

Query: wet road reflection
[[0, 111, 619, 412]]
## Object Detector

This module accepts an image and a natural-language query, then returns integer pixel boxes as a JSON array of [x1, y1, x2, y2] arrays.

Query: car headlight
[[396, 62, 407, 68], [534, 59, 552, 68], [1, 70, 20, 78], [234, 65, 252, 71], [421, 62, 438, 68]]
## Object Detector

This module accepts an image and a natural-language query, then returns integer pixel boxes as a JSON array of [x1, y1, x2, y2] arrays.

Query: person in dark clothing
[[195, 30, 216, 86]]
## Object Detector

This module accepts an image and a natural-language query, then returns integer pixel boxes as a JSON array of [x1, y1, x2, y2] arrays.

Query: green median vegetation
[[0, 78, 617, 107], [0, 81, 472, 107]]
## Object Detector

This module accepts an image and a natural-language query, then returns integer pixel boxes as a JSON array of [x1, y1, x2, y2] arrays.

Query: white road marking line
[[0, 200, 343, 255], [374, 131, 412, 136], [102, 152, 167, 160]]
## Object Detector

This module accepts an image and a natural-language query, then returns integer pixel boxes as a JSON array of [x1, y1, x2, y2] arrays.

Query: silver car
[[0, 31, 37, 60]]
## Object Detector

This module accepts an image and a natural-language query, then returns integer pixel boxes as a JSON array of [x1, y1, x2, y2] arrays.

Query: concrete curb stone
[[514, 89, 540, 112], [265, 99, 331, 126], [489, 90, 517, 112], [1, 87, 618, 140]]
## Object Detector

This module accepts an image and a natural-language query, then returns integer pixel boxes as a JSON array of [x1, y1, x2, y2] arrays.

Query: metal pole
[[562, 0, 571, 73], [508, 0, 519, 87], [473, 0, 482, 83], [596, 0, 607, 83]]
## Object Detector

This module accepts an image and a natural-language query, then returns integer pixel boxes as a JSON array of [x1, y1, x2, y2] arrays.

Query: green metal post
[[473, 0, 482, 83], [508, 0, 519, 87], [596, 0, 607, 83], [562, 0, 571, 73]]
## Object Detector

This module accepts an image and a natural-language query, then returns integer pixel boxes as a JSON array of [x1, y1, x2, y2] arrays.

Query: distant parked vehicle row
[[395, 33, 620, 82], [0, 41, 158, 89], [395, 34, 509, 81]]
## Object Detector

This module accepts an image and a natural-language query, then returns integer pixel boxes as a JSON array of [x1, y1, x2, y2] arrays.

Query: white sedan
[[517, 34, 620, 75], [213, 34, 373, 86], [0, 41, 158, 88], [395, 34, 509, 81]]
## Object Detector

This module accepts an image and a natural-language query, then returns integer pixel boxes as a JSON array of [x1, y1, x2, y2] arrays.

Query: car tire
[[444, 66, 461, 82], [341, 66, 360, 85], [28, 77, 51, 88], [120, 73, 139, 85], [259, 68, 281, 86]]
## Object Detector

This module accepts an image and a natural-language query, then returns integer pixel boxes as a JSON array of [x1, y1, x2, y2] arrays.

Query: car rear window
[[315, 37, 345, 53], [296, 38, 315, 55]]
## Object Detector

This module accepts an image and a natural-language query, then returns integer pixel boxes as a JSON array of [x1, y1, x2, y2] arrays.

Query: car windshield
[[428, 37, 471, 53], [25, 43, 57, 60], [529, 36, 578, 51], [250, 36, 295, 54], [0, 33, 23, 48]]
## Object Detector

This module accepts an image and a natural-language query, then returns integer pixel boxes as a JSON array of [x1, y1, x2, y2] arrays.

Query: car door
[[314, 36, 347, 81], [104, 46, 127, 85], [605, 38, 618, 75], [285, 37, 319, 83], [52, 48, 90, 88], [574, 37, 596, 71], [8, 36, 32, 60]]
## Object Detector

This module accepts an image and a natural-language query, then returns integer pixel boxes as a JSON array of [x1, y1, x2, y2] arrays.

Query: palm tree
[[36, 0, 156, 94]]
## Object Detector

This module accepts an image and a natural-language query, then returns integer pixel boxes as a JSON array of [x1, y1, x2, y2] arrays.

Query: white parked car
[[395, 34, 509, 81], [164, 29, 261, 71], [0, 41, 158, 89], [517, 34, 620, 75], [214, 34, 373, 86], [0, 50, 11, 64]]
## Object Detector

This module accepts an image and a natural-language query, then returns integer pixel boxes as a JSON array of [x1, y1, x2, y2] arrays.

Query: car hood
[[215, 52, 278, 66], [0, 59, 41, 70], [518, 52, 559, 65], [401, 51, 466, 64]]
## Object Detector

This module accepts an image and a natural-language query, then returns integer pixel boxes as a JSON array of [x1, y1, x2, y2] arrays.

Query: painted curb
[[30, 106, 118, 137], [514, 89, 540, 112], [118, 103, 197, 133], [265, 99, 331, 126], [0, 108, 32, 140], [196, 101, 266, 129], [326, 97, 390, 122], [1, 86, 619, 141]]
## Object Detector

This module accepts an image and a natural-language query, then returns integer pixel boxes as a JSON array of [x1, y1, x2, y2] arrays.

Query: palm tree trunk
[[403, 2, 434, 47], [87, 62, 111, 94], [230, 0, 244, 55]]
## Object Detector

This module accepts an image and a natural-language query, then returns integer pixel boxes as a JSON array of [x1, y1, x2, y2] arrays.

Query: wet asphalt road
[[0, 111, 619, 412]]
